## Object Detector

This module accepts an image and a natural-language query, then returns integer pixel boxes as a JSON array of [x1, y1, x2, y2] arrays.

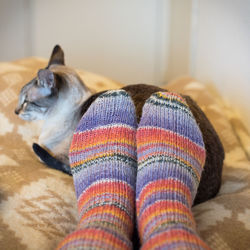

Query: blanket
[[0, 58, 249, 250]]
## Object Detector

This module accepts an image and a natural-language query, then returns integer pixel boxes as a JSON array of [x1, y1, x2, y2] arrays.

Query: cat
[[15, 45, 224, 205], [15, 45, 93, 174]]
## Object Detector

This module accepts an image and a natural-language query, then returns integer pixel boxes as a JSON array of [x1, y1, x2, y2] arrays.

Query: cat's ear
[[47, 45, 65, 67], [38, 69, 56, 89]]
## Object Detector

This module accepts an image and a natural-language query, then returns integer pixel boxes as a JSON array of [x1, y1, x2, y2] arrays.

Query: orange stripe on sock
[[142, 228, 211, 250], [79, 204, 132, 227], [57, 227, 131, 250], [70, 127, 136, 152], [137, 127, 206, 164], [138, 200, 195, 235], [136, 179, 192, 212]]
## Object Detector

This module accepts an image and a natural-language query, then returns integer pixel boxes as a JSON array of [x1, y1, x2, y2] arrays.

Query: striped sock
[[57, 90, 137, 250], [136, 92, 210, 250]]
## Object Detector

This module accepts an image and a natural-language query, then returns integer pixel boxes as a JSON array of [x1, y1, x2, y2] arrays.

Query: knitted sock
[[136, 92, 210, 250], [57, 90, 137, 250]]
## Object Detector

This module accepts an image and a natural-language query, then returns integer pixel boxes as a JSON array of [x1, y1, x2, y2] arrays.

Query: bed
[[0, 57, 250, 250]]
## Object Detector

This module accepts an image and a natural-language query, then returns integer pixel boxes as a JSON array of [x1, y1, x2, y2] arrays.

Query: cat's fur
[[15, 45, 224, 205]]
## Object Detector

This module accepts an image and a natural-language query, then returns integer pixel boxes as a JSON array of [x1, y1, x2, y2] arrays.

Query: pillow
[[226, 108, 250, 159]]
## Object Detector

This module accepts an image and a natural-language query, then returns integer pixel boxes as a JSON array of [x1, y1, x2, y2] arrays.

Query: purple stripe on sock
[[139, 106, 204, 146], [136, 164, 195, 199], [137, 144, 202, 172], [74, 161, 136, 198], [138, 191, 190, 214], [76, 97, 137, 131]]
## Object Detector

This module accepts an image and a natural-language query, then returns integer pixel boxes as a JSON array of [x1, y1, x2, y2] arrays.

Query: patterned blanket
[[0, 58, 249, 250]]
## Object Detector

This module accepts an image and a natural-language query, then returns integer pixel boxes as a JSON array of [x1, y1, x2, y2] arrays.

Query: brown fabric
[[0, 59, 249, 249]]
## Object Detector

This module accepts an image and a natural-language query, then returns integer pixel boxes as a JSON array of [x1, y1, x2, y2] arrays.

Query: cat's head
[[15, 45, 66, 121]]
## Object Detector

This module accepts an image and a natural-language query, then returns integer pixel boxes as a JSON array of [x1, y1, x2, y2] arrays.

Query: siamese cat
[[15, 45, 224, 205], [15, 45, 92, 174]]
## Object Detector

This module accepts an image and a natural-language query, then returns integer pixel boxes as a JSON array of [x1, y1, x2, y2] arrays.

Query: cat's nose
[[14, 108, 20, 115]]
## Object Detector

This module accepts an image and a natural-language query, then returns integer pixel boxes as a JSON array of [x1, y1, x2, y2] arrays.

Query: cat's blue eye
[[30, 101, 41, 107]]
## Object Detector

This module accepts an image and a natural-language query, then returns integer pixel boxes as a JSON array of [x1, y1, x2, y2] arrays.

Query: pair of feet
[[57, 90, 209, 249]]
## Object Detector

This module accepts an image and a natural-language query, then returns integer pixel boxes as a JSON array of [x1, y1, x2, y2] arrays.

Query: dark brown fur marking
[[82, 84, 224, 205]]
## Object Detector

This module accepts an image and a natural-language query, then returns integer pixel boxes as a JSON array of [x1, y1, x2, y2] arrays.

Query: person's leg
[[57, 90, 137, 250], [136, 92, 210, 249]]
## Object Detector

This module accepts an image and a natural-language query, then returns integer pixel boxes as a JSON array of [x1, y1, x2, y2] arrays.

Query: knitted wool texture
[[57, 90, 137, 250], [136, 92, 210, 249]]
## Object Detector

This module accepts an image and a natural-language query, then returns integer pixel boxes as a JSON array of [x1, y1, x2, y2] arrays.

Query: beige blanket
[[0, 58, 249, 250]]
